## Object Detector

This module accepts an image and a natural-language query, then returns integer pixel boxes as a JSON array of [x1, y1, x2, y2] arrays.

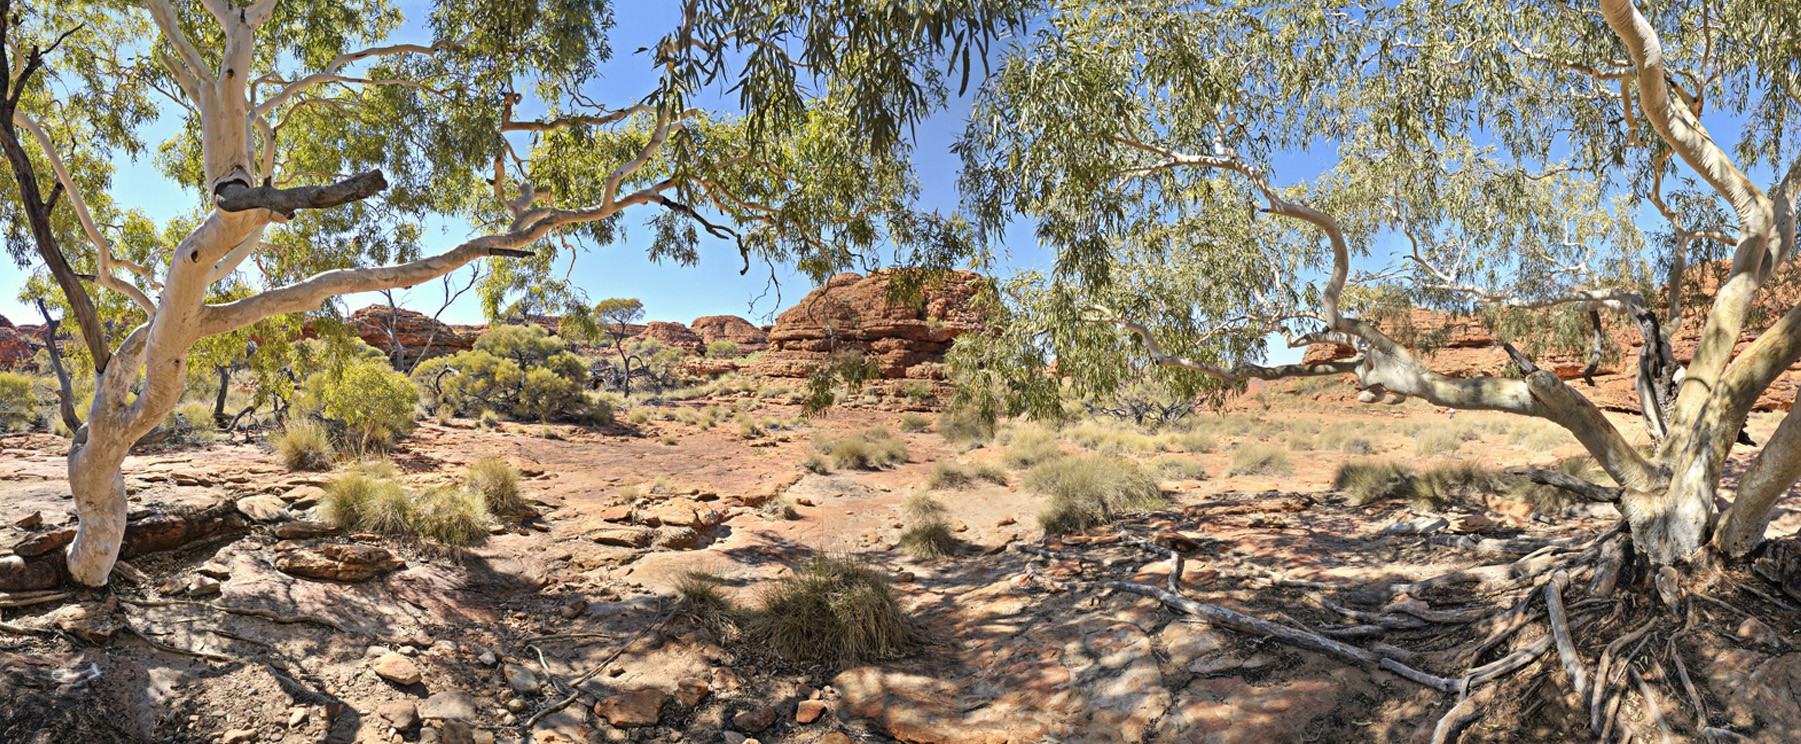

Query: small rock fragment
[[593, 688, 667, 728], [673, 676, 709, 707], [378, 700, 420, 730], [731, 706, 777, 733], [371, 652, 422, 686], [503, 663, 541, 695], [418, 690, 478, 722], [795, 699, 826, 724]]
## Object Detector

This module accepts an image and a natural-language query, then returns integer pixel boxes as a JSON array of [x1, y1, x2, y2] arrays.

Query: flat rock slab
[[418, 690, 477, 721]]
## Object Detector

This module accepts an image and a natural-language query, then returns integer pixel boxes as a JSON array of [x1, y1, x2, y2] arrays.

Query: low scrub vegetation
[[464, 456, 523, 516], [1001, 426, 1064, 469], [1507, 456, 1613, 513], [271, 419, 335, 471], [1228, 444, 1293, 476], [322, 460, 499, 546], [1334, 461, 1501, 508], [292, 343, 418, 452], [926, 460, 1007, 490], [413, 325, 597, 423], [1027, 454, 1166, 535], [0, 372, 35, 431], [899, 494, 958, 560], [743, 555, 927, 668], [937, 408, 995, 444], [815, 427, 910, 470], [1414, 421, 1481, 456], [898, 413, 932, 432]]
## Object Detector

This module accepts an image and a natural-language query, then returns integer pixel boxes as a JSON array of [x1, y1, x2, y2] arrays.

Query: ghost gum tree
[[956, 0, 1801, 566], [1, 0, 1019, 587], [950, 2, 1800, 733]]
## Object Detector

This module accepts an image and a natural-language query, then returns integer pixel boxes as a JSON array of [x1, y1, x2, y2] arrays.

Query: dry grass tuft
[[899, 520, 958, 561], [1027, 454, 1166, 535], [744, 555, 927, 668], [926, 460, 1007, 490], [1228, 443, 1293, 476], [272, 419, 334, 471], [815, 427, 910, 470], [464, 456, 523, 515]]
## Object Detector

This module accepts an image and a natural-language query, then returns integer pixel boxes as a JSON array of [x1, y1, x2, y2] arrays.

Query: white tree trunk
[[63, 432, 133, 586]]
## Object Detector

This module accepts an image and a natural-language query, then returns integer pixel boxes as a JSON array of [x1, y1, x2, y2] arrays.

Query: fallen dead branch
[[1106, 580, 1459, 692]]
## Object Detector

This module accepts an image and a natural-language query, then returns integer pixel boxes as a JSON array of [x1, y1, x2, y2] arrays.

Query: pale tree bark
[[14, 0, 695, 586]]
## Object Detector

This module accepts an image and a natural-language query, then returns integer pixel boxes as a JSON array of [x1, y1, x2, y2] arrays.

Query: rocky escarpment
[[747, 270, 989, 380], [689, 315, 769, 353], [0, 316, 50, 372]]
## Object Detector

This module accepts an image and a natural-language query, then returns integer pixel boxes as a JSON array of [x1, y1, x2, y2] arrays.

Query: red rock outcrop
[[0, 319, 48, 372], [344, 306, 475, 366], [747, 270, 990, 380], [690, 315, 769, 353], [636, 321, 704, 353]]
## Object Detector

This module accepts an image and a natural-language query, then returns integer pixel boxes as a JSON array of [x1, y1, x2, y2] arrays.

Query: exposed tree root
[[1022, 521, 1789, 743]]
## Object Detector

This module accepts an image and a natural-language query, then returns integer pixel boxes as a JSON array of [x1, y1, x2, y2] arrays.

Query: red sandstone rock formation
[[690, 315, 769, 353], [635, 321, 704, 353], [746, 270, 989, 380], [345, 306, 474, 366]]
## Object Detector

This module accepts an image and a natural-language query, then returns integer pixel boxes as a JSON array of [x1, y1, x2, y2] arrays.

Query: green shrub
[[899, 381, 934, 401], [898, 413, 932, 433], [903, 493, 949, 520], [816, 428, 909, 470], [272, 419, 334, 471], [801, 451, 832, 474], [707, 340, 741, 359], [0, 372, 35, 431], [1228, 444, 1293, 476], [413, 325, 592, 423], [464, 456, 523, 515], [294, 357, 417, 452], [925, 460, 1007, 490], [1027, 454, 1166, 535], [1335, 461, 1499, 508], [744, 555, 926, 668], [1001, 428, 1063, 469], [761, 495, 799, 520]]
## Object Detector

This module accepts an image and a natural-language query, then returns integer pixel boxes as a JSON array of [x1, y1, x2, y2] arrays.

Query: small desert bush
[[295, 357, 417, 452], [322, 461, 409, 531], [324, 461, 491, 546], [898, 413, 932, 433], [926, 460, 1007, 490], [744, 555, 927, 668], [1287, 432, 1317, 451], [815, 427, 909, 470], [1511, 421, 1569, 451], [409, 487, 490, 546], [1027, 454, 1166, 535], [707, 340, 741, 359], [1066, 423, 1159, 454], [1413, 424, 1469, 456], [903, 493, 950, 520], [1228, 444, 1293, 477], [801, 451, 832, 474], [464, 456, 523, 515], [1335, 461, 1499, 508], [1001, 427, 1064, 469], [628, 409, 651, 425], [736, 415, 766, 439], [0, 372, 36, 431], [675, 570, 744, 636], [899, 520, 957, 561], [760, 495, 799, 520], [1155, 455, 1207, 480], [272, 419, 335, 471], [937, 408, 995, 444], [1340, 437, 1376, 455], [1164, 430, 1218, 453]]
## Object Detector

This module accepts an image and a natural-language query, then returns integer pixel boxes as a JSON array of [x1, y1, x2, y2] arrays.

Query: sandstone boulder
[[634, 321, 704, 353], [691, 315, 769, 353], [747, 270, 989, 380], [275, 544, 406, 582], [335, 305, 475, 367]]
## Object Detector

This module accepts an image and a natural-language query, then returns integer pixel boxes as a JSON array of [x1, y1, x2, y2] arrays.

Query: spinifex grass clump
[[925, 460, 1008, 489], [899, 494, 959, 560], [463, 456, 523, 515], [272, 419, 334, 471], [1027, 454, 1166, 535], [815, 427, 910, 470], [323, 460, 495, 546], [1334, 461, 1501, 508], [1227, 443, 1293, 476], [744, 555, 927, 668]]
